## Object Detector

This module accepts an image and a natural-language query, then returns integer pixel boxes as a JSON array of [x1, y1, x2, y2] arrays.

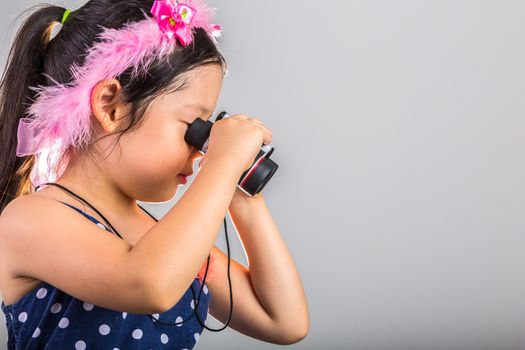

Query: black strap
[[35, 181, 224, 330], [37, 183, 159, 238], [41, 183, 122, 238], [137, 204, 158, 222], [55, 200, 113, 232]]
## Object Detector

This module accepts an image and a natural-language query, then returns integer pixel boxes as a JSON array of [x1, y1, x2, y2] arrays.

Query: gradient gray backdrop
[[1, 1, 524, 349]]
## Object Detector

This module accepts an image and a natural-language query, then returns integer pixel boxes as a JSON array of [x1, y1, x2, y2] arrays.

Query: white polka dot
[[151, 313, 159, 320], [203, 284, 208, 294], [160, 333, 169, 344], [18, 312, 28, 322], [132, 329, 143, 339], [10, 314, 13, 320], [99, 324, 111, 335], [32, 327, 41, 338], [58, 317, 69, 328], [122, 312, 127, 319], [82, 302, 94, 311], [75, 340, 86, 350], [96, 223, 106, 229], [50, 303, 62, 314], [194, 332, 200, 342], [175, 316, 183, 327], [112, 348, 120, 350], [36, 288, 48, 299], [190, 299, 195, 309]]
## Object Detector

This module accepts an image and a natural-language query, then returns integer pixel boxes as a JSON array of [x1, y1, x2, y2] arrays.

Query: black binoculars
[[184, 111, 278, 196]]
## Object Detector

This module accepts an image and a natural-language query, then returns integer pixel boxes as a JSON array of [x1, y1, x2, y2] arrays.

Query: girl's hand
[[198, 114, 273, 173]]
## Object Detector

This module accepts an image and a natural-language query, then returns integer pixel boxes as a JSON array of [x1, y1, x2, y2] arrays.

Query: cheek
[[118, 122, 190, 179]]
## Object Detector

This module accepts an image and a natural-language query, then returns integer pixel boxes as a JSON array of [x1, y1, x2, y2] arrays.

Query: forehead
[[188, 63, 224, 79], [164, 65, 224, 114], [183, 65, 223, 92]]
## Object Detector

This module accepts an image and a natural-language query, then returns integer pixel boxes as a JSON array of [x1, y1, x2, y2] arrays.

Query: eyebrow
[[183, 103, 212, 116]]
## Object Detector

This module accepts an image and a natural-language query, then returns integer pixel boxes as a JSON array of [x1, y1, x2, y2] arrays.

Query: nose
[[189, 148, 202, 162]]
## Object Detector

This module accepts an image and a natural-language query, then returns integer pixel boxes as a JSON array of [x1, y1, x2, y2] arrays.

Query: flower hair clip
[[17, 0, 222, 188], [151, 0, 197, 45], [151, 0, 221, 46]]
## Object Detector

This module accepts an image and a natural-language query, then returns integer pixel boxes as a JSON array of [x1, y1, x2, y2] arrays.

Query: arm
[[206, 189, 310, 345], [129, 155, 244, 310]]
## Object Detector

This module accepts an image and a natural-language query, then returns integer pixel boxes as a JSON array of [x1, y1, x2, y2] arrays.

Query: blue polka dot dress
[[1, 201, 212, 349]]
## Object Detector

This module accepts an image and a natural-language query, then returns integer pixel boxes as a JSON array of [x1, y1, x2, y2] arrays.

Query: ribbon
[[150, 0, 197, 45]]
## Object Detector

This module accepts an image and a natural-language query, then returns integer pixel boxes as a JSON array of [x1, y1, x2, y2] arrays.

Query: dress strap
[[56, 200, 87, 215], [55, 200, 111, 232]]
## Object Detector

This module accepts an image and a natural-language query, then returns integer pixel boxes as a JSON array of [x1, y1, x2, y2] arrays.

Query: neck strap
[[34, 181, 229, 331], [35, 182, 158, 239]]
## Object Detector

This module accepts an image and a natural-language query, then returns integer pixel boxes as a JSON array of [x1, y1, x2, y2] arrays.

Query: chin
[[142, 183, 181, 204]]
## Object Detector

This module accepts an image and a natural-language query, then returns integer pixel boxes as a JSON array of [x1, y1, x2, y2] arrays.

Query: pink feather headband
[[17, 0, 221, 188]]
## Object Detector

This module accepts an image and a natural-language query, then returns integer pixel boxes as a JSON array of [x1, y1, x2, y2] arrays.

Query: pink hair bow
[[151, 0, 197, 45]]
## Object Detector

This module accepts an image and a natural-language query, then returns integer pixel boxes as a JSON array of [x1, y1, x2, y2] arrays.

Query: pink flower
[[150, 0, 197, 45]]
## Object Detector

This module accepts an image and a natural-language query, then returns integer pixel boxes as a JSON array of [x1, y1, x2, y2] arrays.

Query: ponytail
[[0, 4, 66, 213]]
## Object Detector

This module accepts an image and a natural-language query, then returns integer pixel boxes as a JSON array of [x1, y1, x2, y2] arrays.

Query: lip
[[177, 174, 188, 184]]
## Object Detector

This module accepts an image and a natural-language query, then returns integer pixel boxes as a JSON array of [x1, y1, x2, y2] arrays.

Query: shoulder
[[1, 192, 58, 223], [0, 192, 101, 253], [0, 194, 62, 280], [0, 194, 64, 252], [0, 194, 158, 314], [1, 194, 36, 223]]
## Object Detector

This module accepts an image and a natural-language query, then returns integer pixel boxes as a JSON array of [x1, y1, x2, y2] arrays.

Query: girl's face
[[102, 64, 224, 202]]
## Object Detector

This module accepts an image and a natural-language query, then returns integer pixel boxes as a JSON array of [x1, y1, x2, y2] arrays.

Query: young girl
[[0, 0, 309, 348]]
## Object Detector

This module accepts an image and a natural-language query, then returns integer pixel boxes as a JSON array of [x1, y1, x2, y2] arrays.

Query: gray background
[[1, 0, 524, 349]]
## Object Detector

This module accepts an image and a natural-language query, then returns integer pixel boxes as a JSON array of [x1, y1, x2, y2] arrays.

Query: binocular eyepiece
[[184, 111, 278, 197]]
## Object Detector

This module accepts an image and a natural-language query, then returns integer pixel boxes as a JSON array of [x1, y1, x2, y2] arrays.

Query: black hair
[[0, 0, 227, 213]]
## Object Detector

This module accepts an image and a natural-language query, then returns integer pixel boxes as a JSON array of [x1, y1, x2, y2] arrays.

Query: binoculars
[[184, 111, 278, 197]]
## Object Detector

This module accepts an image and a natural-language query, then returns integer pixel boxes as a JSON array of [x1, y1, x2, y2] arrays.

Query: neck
[[47, 153, 142, 219]]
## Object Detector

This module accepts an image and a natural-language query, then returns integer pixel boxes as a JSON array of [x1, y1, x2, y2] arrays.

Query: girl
[[0, 0, 309, 349]]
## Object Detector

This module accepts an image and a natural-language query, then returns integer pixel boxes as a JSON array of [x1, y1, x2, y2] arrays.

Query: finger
[[233, 114, 249, 120], [258, 125, 273, 140], [238, 116, 273, 144], [247, 119, 272, 136], [248, 119, 268, 130], [252, 125, 272, 145], [263, 131, 272, 145], [248, 118, 263, 125], [256, 123, 272, 137]]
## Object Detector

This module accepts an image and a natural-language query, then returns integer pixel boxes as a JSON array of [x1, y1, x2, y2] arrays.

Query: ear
[[90, 78, 131, 133]]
